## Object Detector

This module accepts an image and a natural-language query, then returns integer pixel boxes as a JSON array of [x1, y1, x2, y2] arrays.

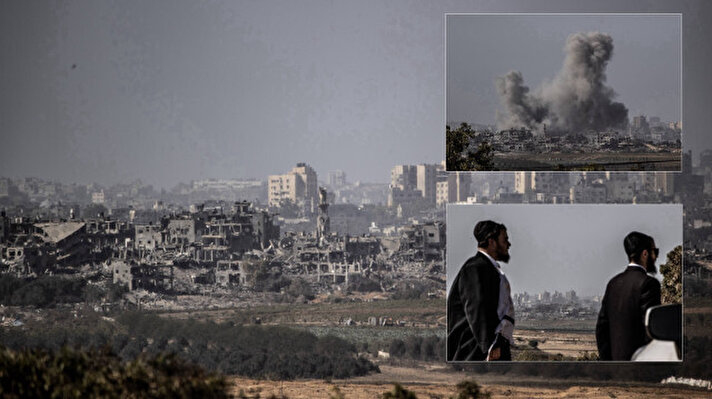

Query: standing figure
[[448, 220, 514, 361], [596, 231, 661, 360]]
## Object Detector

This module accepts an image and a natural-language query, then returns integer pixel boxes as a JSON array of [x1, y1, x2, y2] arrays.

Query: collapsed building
[[2, 193, 447, 298], [112, 259, 173, 292], [397, 222, 445, 262], [112, 201, 280, 291], [276, 232, 380, 284], [1, 219, 92, 274]]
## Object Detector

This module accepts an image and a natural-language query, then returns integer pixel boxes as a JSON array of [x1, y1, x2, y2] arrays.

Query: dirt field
[[230, 365, 709, 398], [513, 329, 596, 359], [160, 296, 446, 326], [160, 299, 605, 360]]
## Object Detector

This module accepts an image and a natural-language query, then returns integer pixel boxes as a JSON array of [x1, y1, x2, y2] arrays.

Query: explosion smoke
[[496, 32, 628, 135]]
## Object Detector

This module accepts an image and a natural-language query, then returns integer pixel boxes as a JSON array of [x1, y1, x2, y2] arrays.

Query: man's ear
[[640, 249, 649, 262]]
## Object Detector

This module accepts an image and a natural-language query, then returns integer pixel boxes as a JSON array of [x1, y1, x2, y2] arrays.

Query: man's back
[[596, 266, 661, 360]]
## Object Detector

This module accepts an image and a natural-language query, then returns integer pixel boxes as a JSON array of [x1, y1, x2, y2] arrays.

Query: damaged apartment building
[[2, 188, 448, 296], [1, 215, 91, 275], [264, 188, 385, 285], [0, 207, 138, 275], [267, 188, 446, 289], [0, 201, 279, 290], [114, 200, 280, 291], [397, 221, 445, 262], [277, 232, 381, 284]]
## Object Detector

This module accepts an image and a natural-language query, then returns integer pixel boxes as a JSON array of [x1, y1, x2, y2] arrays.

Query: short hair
[[474, 220, 506, 248], [624, 231, 655, 262]]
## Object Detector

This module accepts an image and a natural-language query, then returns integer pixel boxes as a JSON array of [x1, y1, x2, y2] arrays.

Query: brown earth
[[230, 365, 709, 398], [513, 330, 596, 359], [160, 297, 446, 326]]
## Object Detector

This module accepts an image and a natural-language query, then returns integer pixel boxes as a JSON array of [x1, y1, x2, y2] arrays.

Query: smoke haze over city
[[496, 32, 629, 135]]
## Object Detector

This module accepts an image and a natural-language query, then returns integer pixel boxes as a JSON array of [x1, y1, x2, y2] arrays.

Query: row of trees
[[0, 274, 126, 308], [386, 336, 445, 362], [0, 311, 378, 380], [1, 345, 493, 399], [0, 346, 229, 398]]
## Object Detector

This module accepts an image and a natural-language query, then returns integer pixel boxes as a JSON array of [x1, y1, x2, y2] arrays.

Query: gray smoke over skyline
[[496, 32, 628, 135]]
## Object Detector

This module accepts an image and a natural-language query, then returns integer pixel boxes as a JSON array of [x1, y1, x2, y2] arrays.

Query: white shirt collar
[[478, 249, 501, 270], [628, 262, 646, 271]]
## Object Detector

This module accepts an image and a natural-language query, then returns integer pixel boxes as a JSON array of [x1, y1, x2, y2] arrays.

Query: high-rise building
[[514, 172, 533, 195], [700, 149, 712, 169], [390, 165, 417, 190], [268, 163, 318, 211], [91, 190, 105, 205], [388, 163, 441, 207], [514, 172, 570, 200], [653, 172, 675, 196], [683, 150, 693, 175], [436, 172, 472, 207], [328, 170, 346, 188], [416, 164, 438, 204], [632, 115, 649, 130], [570, 182, 606, 203]]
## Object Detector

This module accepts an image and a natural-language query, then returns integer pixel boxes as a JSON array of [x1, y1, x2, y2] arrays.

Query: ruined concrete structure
[[397, 222, 445, 262], [280, 233, 377, 285], [134, 223, 163, 251], [0, 192, 447, 299], [316, 187, 330, 247], [0, 200, 279, 284], [112, 259, 172, 292]]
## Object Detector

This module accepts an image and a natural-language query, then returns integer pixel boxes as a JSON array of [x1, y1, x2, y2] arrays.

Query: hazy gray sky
[[446, 204, 682, 297], [1, 1, 711, 188], [447, 14, 681, 125]]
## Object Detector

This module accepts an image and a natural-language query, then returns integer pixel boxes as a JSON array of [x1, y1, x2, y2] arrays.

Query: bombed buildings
[[1, 179, 448, 300]]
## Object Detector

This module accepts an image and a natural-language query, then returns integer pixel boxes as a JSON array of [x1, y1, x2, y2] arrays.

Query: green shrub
[[382, 383, 417, 399], [451, 380, 491, 399], [385, 336, 445, 362], [1, 312, 379, 380], [0, 274, 88, 307], [0, 346, 229, 398]]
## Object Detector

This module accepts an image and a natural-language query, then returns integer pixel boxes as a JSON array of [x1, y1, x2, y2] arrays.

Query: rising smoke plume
[[496, 32, 628, 135]]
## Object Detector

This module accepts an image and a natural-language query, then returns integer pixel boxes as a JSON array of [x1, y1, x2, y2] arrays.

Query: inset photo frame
[[446, 13, 682, 171], [446, 203, 683, 362]]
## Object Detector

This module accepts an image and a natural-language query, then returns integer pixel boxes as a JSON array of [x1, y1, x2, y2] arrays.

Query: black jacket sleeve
[[596, 286, 611, 360], [457, 264, 496, 354]]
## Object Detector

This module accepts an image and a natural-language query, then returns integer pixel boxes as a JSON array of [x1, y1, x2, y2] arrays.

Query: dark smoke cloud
[[496, 32, 628, 135]]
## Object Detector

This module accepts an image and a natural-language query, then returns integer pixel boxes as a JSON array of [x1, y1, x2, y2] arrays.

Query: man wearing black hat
[[447, 220, 514, 361], [596, 231, 661, 360]]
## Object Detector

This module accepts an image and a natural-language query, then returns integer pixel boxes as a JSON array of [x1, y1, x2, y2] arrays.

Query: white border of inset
[[445, 202, 684, 363]]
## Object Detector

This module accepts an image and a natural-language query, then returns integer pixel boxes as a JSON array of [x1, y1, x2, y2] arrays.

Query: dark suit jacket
[[447, 252, 501, 361], [596, 266, 661, 360]]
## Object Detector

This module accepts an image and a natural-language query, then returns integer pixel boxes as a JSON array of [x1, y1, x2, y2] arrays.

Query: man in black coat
[[448, 220, 514, 361], [596, 231, 662, 360]]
